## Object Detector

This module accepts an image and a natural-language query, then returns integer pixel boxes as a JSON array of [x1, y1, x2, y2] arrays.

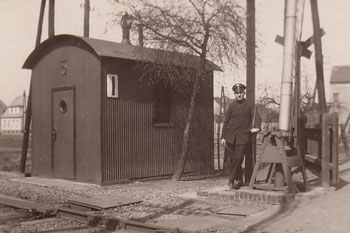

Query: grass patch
[[0, 134, 27, 148], [0, 134, 31, 172]]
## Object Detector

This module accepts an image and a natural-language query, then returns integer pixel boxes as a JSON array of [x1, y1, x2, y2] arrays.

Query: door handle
[[52, 127, 57, 141]]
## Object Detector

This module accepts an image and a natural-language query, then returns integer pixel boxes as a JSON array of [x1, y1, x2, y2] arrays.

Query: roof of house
[[0, 100, 7, 116], [330, 66, 350, 84], [23, 34, 222, 72], [9, 96, 25, 107], [1, 96, 24, 118], [0, 100, 6, 108]]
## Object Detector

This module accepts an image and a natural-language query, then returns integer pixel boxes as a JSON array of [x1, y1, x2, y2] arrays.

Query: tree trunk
[[84, 0, 90, 37], [172, 74, 201, 181]]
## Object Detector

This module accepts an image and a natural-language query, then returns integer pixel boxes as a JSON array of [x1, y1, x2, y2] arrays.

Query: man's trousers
[[226, 142, 252, 183]]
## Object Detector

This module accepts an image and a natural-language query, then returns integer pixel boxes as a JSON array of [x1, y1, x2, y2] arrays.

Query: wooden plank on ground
[[20, 217, 61, 225], [0, 211, 31, 223], [0, 194, 56, 215], [67, 195, 141, 210], [216, 206, 267, 217]]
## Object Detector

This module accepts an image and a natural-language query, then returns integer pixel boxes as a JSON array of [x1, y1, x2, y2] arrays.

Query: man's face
[[234, 91, 245, 101]]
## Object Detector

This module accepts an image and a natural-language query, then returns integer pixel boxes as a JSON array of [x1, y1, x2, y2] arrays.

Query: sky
[[0, 0, 350, 105]]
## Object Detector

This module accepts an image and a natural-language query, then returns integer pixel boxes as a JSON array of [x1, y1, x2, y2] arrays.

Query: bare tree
[[115, 0, 246, 180], [257, 84, 281, 107], [257, 80, 319, 122]]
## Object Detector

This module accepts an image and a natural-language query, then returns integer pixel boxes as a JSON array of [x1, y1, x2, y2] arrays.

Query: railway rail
[[0, 194, 188, 233]]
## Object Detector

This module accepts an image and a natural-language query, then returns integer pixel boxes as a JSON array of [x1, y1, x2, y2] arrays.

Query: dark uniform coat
[[222, 99, 259, 145]]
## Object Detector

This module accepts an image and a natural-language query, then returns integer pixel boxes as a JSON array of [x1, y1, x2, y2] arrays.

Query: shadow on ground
[[241, 198, 303, 233]]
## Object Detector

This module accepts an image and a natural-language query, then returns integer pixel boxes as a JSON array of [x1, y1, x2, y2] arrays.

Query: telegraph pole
[[48, 0, 55, 38], [20, 0, 47, 173], [246, 0, 255, 103], [246, 0, 256, 182], [310, 0, 326, 113], [84, 0, 90, 37]]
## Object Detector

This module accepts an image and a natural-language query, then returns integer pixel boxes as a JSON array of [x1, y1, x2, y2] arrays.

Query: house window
[[153, 84, 172, 124], [333, 93, 339, 103], [107, 74, 119, 98]]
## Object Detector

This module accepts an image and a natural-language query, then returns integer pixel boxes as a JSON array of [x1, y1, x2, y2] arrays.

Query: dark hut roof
[[23, 34, 222, 71], [330, 66, 350, 84]]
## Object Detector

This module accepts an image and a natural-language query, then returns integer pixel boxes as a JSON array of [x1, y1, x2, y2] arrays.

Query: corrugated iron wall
[[102, 98, 180, 182], [102, 98, 213, 183], [101, 59, 214, 183]]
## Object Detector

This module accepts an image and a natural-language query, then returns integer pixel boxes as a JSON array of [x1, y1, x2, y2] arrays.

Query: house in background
[[329, 66, 350, 132], [0, 93, 26, 134], [0, 100, 7, 131]]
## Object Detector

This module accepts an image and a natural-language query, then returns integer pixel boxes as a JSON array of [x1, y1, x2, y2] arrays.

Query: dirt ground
[[1, 134, 350, 233]]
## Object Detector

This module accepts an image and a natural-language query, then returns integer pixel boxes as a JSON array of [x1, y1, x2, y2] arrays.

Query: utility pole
[[246, 0, 255, 103], [20, 0, 47, 173], [310, 0, 326, 113], [48, 0, 55, 38], [22, 91, 26, 133], [246, 0, 256, 182]]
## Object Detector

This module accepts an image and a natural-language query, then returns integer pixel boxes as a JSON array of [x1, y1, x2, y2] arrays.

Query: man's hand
[[220, 139, 227, 148], [250, 128, 260, 133]]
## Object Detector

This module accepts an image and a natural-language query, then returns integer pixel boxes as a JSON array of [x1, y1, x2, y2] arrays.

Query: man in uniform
[[221, 83, 260, 190]]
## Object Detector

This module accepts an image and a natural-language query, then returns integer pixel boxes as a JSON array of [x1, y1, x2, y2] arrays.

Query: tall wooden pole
[[48, 0, 55, 38], [20, 0, 47, 173], [246, 0, 255, 103], [245, 0, 256, 183], [36, 0, 46, 46], [22, 91, 26, 132], [84, 0, 90, 37], [310, 0, 326, 113]]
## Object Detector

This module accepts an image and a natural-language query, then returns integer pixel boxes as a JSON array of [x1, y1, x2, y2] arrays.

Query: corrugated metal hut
[[23, 34, 218, 184]]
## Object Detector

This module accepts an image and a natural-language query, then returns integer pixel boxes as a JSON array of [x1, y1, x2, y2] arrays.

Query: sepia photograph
[[0, 0, 350, 232]]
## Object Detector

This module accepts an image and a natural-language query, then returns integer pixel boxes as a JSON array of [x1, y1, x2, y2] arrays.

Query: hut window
[[154, 85, 171, 124], [107, 74, 119, 98]]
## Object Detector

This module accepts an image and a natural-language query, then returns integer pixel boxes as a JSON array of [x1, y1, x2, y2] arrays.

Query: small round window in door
[[59, 99, 68, 113]]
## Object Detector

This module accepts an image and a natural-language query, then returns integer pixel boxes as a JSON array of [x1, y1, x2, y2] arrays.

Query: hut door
[[52, 88, 75, 179]]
